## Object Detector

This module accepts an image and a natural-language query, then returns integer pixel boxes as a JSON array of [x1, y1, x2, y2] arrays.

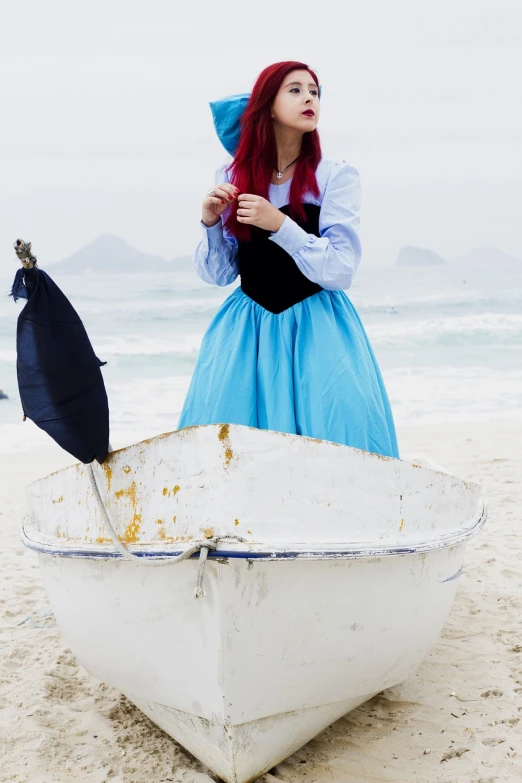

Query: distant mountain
[[396, 246, 447, 266], [452, 246, 522, 268], [49, 234, 191, 274]]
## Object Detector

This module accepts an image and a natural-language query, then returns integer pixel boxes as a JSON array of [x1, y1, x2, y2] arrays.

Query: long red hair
[[223, 61, 321, 242]]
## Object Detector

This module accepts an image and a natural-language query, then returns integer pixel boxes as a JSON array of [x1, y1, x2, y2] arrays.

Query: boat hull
[[23, 424, 485, 782], [39, 543, 465, 783]]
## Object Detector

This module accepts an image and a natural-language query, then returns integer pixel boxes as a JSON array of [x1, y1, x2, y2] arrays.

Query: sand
[[1, 420, 521, 783]]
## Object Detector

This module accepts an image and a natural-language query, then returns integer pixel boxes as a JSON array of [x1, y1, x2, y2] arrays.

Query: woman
[[178, 61, 399, 458]]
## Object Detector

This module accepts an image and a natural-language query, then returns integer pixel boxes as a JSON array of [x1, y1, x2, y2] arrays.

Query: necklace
[[276, 155, 299, 179]]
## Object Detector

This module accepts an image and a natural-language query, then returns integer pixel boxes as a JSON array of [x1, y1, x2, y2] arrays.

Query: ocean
[[1, 262, 521, 455]]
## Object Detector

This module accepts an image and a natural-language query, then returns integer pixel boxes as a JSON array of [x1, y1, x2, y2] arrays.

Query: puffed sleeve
[[193, 164, 239, 286], [268, 160, 362, 290]]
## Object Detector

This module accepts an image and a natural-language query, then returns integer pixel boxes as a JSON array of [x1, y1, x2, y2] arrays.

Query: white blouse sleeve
[[193, 164, 239, 287], [268, 160, 362, 290]]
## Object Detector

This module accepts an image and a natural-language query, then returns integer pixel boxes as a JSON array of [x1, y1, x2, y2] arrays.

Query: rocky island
[[395, 246, 447, 266], [48, 235, 191, 274]]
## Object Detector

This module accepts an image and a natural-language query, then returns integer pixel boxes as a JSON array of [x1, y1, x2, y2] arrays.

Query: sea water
[[1, 262, 521, 454]]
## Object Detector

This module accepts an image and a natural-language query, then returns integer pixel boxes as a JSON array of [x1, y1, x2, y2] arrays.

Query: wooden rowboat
[[22, 424, 486, 783]]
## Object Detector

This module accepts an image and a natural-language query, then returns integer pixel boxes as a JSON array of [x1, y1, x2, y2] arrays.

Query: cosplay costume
[[178, 96, 399, 459]]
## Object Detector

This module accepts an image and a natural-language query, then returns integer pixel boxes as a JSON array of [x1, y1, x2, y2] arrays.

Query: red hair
[[224, 61, 322, 242]]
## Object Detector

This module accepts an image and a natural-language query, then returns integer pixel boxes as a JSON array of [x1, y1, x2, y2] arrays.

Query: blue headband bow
[[209, 93, 250, 157], [209, 86, 322, 156]]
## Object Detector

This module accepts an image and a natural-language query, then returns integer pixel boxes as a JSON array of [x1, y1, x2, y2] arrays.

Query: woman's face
[[271, 70, 320, 133]]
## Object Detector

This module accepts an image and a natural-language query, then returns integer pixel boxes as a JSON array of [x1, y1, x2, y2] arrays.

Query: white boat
[[22, 424, 486, 783]]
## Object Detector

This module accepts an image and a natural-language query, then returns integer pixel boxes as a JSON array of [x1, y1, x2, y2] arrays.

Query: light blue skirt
[[178, 288, 399, 458]]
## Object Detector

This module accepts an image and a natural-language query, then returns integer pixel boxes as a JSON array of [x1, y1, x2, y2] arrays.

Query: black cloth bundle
[[11, 265, 109, 464]]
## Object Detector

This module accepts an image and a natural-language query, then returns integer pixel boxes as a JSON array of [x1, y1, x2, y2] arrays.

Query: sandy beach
[[1, 419, 521, 783]]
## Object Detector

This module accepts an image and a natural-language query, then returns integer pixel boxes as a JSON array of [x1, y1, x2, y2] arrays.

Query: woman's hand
[[237, 195, 285, 232], [202, 183, 239, 227]]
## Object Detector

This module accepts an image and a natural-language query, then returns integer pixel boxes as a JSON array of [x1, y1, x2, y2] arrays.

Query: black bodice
[[237, 203, 322, 314]]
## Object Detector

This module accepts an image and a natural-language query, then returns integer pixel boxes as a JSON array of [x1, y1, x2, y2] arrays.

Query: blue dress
[[178, 158, 399, 458]]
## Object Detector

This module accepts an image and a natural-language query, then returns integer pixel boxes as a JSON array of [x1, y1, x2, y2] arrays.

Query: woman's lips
[[302, 110, 315, 116]]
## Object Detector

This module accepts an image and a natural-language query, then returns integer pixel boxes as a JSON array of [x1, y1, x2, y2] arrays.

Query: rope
[[86, 463, 239, 598], [194, 545, 211, 599]]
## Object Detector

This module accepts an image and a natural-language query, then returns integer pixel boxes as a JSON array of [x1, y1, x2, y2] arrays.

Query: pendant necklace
[[276, 155, 299, 179]]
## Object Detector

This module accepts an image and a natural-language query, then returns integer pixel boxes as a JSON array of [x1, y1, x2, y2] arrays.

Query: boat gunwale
[[21, 500, 487, 561]]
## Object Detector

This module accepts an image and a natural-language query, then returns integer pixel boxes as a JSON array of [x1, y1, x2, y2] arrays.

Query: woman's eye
[[290, 88, 300, 93], [310, 90, 318, 96]]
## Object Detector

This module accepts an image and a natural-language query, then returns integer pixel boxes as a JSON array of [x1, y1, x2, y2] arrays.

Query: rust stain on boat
[[115, 481, 137, 504], [52, 495, 64, 504], [157, 530, 187, 543], [218, 424, 233, 467], [96, 536, 112, 544], [172, 515, 177, 523], [102, 463, 113, 490], [162, 485, 180, 498], [113, 481, 142, 543], [122, 465, 132, 474], [234, 519, 240, 526], [203, 528, 214, 539], [400, 518, 405, 531], [156, 519, 164, 525], [123, 514, 142, 543], [218, 424, 230, 441]]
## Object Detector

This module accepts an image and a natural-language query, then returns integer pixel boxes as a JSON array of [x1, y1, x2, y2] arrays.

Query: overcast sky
[[1, 0, 520, 267]]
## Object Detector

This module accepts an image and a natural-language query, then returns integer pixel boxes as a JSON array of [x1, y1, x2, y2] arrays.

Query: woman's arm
[[268, 160, 362, 290], [194, 220, 239, 286], [194, 165, 239, 287]]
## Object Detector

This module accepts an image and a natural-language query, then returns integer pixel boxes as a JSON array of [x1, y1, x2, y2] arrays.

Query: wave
[[94, 333, 203, 357], [367, 313, 522, 345], [3, 312, 522, 363], [93, 312, 522, 359], [355, 295, 522, 316]]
